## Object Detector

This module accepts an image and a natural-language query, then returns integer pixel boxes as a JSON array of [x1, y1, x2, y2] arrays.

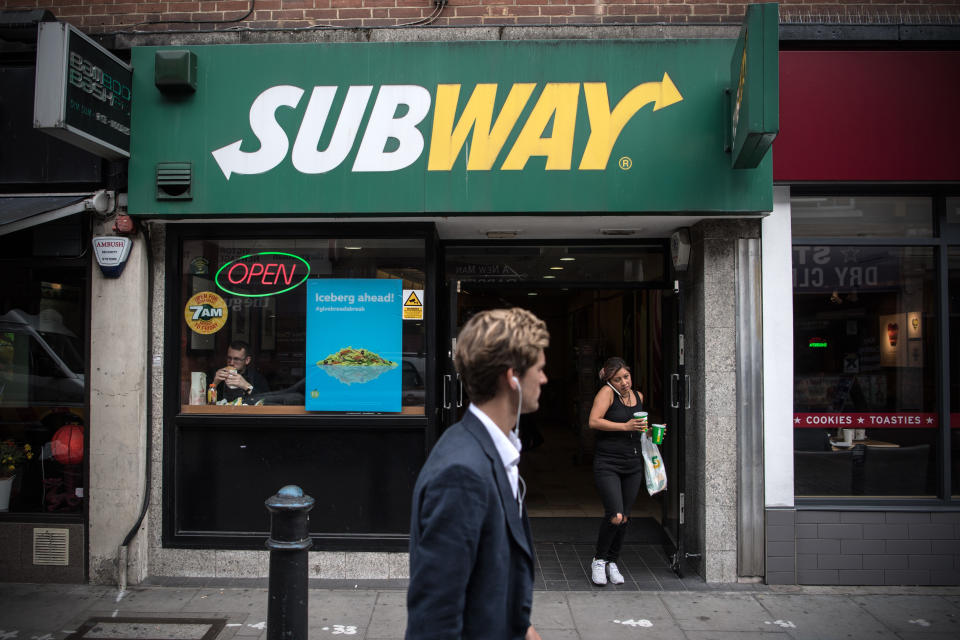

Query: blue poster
[[305, 279, 402, 412]]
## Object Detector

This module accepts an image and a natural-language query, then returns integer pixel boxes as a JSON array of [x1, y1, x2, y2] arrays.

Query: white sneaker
[[591, 558, 607, 585], [607, 562, 625, 584]]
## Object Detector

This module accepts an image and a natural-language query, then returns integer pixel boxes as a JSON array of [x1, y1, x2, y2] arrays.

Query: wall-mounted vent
[[33, 527, 69, 566], [156, 162, 193, 200]]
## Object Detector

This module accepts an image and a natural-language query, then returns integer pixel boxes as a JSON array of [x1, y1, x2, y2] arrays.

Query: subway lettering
[[212, 75, 682, 180]]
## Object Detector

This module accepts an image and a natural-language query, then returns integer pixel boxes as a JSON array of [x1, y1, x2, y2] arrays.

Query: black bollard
[[266, 485, 314, 640]]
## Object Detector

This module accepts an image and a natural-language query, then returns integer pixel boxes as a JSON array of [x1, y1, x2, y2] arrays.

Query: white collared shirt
[[469, 403, 523, 500]]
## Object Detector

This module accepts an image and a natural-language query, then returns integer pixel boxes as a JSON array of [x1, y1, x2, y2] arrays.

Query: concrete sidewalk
[[1, 582, 960, 639]]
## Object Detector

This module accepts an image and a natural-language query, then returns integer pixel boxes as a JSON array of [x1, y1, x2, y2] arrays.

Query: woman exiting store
[[587, 356, 651, 585]]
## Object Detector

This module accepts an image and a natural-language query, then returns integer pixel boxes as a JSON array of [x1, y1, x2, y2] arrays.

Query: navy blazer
[[406, 410, 535, 639]]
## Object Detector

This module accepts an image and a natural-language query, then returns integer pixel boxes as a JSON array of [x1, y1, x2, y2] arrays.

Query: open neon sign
[[215, 251, 311, 297]]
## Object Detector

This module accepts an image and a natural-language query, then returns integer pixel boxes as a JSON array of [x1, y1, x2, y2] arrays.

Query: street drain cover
[[66, 617, 227, 640]]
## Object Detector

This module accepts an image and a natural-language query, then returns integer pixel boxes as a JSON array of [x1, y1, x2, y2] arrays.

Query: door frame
[[435, 239, 682, 552]]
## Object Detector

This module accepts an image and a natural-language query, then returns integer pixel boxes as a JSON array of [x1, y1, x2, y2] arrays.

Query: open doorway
[[451, 284, 669, 544]]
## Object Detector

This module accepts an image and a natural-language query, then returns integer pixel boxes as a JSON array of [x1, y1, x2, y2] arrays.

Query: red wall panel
[[775, 51, 960, 182]]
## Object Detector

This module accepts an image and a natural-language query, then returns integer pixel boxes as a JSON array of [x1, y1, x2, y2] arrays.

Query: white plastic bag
[[641, 432, 667, 495]]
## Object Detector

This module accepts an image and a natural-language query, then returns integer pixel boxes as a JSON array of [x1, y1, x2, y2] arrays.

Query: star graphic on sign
[[794, 416, 801, 424], [840, 247, 860, 263], [927, 417, 935, 424], [858, 417, 865, 423]]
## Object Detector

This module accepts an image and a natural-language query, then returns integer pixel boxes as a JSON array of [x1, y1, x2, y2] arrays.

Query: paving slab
[[852, 594, 960, 636], [107, 586, 204, 613], [683, 633, 791, 640], [661, 593, 772, 633], [183, 588, 268, 614], [366, 590, 407, 639], [566, 592, 686, 639], [754, 593, 897, 639], [529, 630, 581, 640], [0, 583, 114, 628], [532, 592, 576, 630]]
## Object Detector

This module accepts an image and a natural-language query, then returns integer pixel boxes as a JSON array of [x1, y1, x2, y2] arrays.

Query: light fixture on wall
[[829, 290, 843, 305]]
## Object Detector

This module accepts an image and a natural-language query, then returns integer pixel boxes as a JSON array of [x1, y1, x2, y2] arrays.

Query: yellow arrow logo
[[579, 73, 683, 170]]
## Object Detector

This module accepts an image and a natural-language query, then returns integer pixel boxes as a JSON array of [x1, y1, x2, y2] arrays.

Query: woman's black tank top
[[594, 389, 643, 459]]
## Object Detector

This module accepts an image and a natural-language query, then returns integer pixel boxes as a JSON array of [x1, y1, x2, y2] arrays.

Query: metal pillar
[[266, 485, 314, 640]]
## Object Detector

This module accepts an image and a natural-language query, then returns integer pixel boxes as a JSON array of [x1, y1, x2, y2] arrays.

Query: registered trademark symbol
[[619, 156, 632, 170]]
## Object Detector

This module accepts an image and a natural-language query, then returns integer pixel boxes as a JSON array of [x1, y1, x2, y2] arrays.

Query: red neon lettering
[[228, 263, 249, 284], [247, 263, 265, 282], [263, 263, 278, 284], [277, 263, 296, 286]]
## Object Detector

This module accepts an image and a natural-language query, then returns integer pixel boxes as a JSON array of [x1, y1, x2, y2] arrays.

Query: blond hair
[[454, 307, 550, 403]]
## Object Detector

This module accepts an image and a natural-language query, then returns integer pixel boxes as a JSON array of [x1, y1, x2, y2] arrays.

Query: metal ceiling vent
[[33, 527, 69, 566], [156, 162, 193, 200]]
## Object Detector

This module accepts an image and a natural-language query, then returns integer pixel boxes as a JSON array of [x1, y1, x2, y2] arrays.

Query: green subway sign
[[129, 38, 774, 215]]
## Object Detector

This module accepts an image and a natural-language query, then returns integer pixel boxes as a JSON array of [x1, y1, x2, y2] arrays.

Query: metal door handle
[[670, 374, 679, 409], [685, 374, 691, 409], [442, 374, 452, 410], [456, 373, 463, 408]]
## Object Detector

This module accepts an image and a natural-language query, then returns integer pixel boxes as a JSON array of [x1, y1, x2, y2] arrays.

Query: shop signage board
[[34, 22, 132, 159], [128, 37, 774, 215], [305, 279, 402, 412], [794, 413, 938, 428], [728, 2, 778, 169], [792, 246, 901, 292]]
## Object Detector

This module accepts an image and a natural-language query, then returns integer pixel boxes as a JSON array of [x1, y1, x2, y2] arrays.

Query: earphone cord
[[514, 383, 522, 436]]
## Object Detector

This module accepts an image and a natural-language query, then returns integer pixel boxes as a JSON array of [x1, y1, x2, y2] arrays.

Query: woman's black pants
[[593, 455, 645, 562]]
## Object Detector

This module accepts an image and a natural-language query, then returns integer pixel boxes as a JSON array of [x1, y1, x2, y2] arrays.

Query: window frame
[[162, 222, 438, 549], [790, 188, 959, 508]]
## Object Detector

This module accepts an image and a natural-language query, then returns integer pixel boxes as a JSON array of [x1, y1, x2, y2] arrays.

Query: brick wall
[[767, 508, 960, 586], [5, 1, 960, 35]]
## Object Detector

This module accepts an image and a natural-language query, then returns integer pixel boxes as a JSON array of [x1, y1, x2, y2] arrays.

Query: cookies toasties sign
[[129, 36, 776, 215]]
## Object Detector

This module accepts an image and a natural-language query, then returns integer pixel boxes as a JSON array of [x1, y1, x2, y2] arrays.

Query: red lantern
[[52, 423, 84, 465]]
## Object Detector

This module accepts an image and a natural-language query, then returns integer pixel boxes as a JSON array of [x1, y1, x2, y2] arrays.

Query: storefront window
[[0, 221, 87, 515], [791, 196, 933, 238], [793, 244, 938, 497], [949, 243, 960, 497], [179, 237, 426, 415]]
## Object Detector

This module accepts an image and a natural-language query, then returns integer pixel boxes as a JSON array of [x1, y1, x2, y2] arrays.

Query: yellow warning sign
[[403, 289, 424, 320]]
